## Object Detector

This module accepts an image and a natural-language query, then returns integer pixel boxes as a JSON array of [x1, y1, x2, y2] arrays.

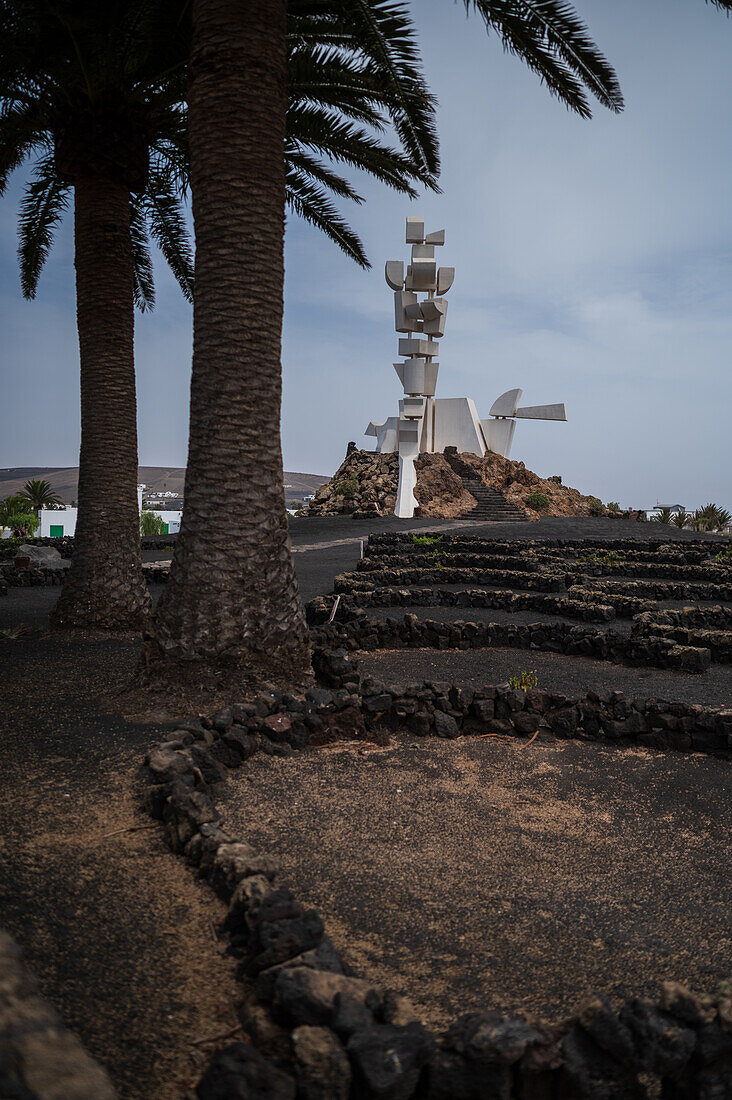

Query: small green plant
[[713, 547, 732, 561], [587, 496, 604, 516], [411, 534, 443, 545], [509, 669, 539, 693], [335, 478, 357, 498], [579, 549, 625, 564], [607, 501, 620, 513], [525, 491, 549, 512]]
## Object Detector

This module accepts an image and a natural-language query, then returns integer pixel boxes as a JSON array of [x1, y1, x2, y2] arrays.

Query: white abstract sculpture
[[366, 219, 567, 518]]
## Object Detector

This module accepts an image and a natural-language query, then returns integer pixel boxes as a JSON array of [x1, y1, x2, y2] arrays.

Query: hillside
[[0, 466, 329, 503], [306, 448, 611, 519]]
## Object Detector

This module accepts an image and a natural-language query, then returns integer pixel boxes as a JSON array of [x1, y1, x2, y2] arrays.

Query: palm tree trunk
[[143, 0, 310, 690], [51, 176, 150, 631]]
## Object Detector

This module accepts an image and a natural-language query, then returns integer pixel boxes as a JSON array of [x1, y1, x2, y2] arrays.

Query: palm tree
[[651, 507, 674, 525], [672, 508, 691, 529], [696, 503, 731, 533], [141, 0, 628, 694], [1, 0, 194, 630], [2, 0, 444, 638], [20, 478, 62, 513]]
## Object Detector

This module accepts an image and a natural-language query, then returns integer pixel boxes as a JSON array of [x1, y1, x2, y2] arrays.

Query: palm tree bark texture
[[145, 0, 310, 688], [51, 177, 151, 631]]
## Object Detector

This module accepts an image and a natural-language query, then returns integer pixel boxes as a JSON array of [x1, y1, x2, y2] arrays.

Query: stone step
[[459, 478, 528, 522]]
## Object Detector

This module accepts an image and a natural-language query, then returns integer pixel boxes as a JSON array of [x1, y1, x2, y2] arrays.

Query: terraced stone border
[[358, 551, 732, 585], [142, 647, 731, 1098], [368, 533, 727, 556], [0, 929, 117, 1099], [309, 588, 619, 624], [313, 613, 716, 674]]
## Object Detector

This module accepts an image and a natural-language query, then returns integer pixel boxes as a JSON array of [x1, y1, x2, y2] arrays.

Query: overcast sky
[[1, 0, 730, 510]]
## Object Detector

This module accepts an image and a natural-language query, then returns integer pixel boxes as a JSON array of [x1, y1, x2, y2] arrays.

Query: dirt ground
[[0, 633, 243, 1099], [220, 733, 731, 1029]]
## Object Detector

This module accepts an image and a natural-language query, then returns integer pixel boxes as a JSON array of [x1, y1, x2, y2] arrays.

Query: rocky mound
[[304, 445, 613, 521]]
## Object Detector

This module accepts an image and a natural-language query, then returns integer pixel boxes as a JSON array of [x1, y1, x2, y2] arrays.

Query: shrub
[[580, 549, 625, 564], [412, 534, 443, 545], [587, 496, 604, 516], [335, 478, 357, 498], [525, 491, 549, 512], [607, 501, 620, 513], [140, 511, 167, 536], [509, 669, 539, 693]]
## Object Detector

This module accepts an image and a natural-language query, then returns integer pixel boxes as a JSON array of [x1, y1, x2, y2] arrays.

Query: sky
[[1, 0, 731, 511]]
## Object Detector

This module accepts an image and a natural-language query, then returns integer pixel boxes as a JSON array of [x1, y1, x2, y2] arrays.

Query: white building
[[37, 505, 182, 537]]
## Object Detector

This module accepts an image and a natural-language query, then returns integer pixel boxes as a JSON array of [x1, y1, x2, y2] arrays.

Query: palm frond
[[286, 166, 369, 268], [141, 163, 193, 301], [0, 100, 48, 195], [288, 103, 426, 195], [286, 147, 364, 202], [466, 1, 623, 118], [336, 0, 440, 180], [129, 196, 155, 311], [17, 153, 69, 298]]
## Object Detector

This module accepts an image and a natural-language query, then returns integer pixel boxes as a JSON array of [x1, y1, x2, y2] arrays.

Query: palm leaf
[[130, 196, 155, 311], [17, 153, 69, 298], [141, 162, 193, 302], [466, 1, 623, 119], [286, 167, 369, 267], [0, 100, 48, 195], [336, 0, 440, 180]]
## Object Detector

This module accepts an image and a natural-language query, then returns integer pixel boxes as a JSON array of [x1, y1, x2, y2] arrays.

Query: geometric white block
[[420, 297, 447, 322], [432, 397, 486, 456], [406, 216, 425, 244], [410, 257, 437, 291], [394, 360, 440, 396], [515, 403, 567, 421], [411, 244, 435, 260], [403, 396, 426, 419], [481, 417, 517, 458], [385, 260, 404, 291], [394, 289, 419, 332], [365, 416, 399, 453], [398, 337, 439, 357], [436, 266, 455, 294], [425, 229, 445, 246], [489, 388, 523, 417], [422, 298, 447, 337]]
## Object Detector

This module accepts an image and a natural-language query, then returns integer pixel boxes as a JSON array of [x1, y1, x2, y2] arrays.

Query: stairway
[[459, 478, 528, 523]]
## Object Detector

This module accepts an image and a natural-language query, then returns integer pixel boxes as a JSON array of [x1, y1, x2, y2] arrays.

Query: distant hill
[[0, 466, 330, 503]]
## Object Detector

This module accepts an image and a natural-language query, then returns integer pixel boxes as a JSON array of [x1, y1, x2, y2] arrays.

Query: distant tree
[[20, 478, 61, 513], [695, 503, 731, 532], [140, 511, 167, 536], [0, 494, 27, 535], [672, 509, 691, 528], [651, 507, 674, 525]]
